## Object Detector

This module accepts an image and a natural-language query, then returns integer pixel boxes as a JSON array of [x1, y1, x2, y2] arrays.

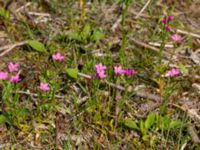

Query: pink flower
[[123, 69, 137, 76], [163, 16, 173, 24], [171, 34, 182, 42], [114, 66, 124, 75], [166, 68, 180, 77], [95, 63, 107, 79], [168, 16, 173, 21], [52, 52, 65, 62], [0, 71, 9, 80], [10, 74, 20, 83], [97, 71, 106, 79], [166, 25, 171, 31], [8, 62, 19, 72], [95, 63, 106, 73], [39, 82, 50, 92], [163, 17, 168, 24]]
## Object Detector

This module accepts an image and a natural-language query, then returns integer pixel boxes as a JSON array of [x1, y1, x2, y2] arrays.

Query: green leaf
[[91, 29, 104, 42], [160, 115, 171, 130], [0, 115, 8, 124], [65, 68, 78, 79], [2, 82, 12, 101], [81, 24, 91, 41], [28, 40, 46, 52], [145, 113, 155, 129], [142, 135, 150, 141], [0, 7, 10, 20], [178, 63, 188, 75], [169, 120, 185, 129], [140, 120, 146, 135], [67, 32, 81, 41], [124, 119, 138, 130], [65, 108, 71, 114]]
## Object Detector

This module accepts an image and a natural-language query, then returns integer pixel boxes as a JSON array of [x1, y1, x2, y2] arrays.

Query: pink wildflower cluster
[[123, 68, 137, 76], [0, 62, 20, 84], [163, 16, 173, 24], [114, 66, 136, 76], [163, 16, 173, 31], [95, 64, 137, 79], [52, 52, 65, 62], [166, 68, 180, 77], [38, 52, 64, 92], [162, 16, 182, 43]]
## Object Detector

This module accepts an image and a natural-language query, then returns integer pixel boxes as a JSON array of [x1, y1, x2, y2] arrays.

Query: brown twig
[[149, 42, 174, 48], [16, 2, 31, 12], [137, 91, 162, 102], [0, 45, 10, 52], [17, 90, 67, 99], [187, 125, 200, 144], [78, 72, 92, 79], [17, 72, 162, 104], [135, 0, 151, 19], [129, 9, 150, 18], [28, 12, 50, 17], [0, 41, 28, 57], [177, 29, 200, 39], [111, 17, 122, 32], [78, 72, 162, 102], [130, 38, 171, 58]]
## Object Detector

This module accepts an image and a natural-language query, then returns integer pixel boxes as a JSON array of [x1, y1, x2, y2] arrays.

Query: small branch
[[177, 29, 200, 39], [168, 103, 187, 112], [131, 38, 160, 52], [135, 0, 151, 19], [18, 73, 162, 103], [78, 72, 162, 102], [137, 91, 162, 102], [111, 17, 122, 32], [0, 41, 27, 57], [28, 12, 50, 17], [78, 72, 92, 79], [149, 42, 174, 48], [105, 80, 126, 91], [0, 45, 10, 52], [180, 142, 187, 150], [188, 109, 200, 121], [130, 38, 170, 58], [129, 9, 149, 18], [18, 90, 66, 99], [17, 91, 38, 97], [16, 2, 31, 12], [17, 91, 70, 104], [187, 125, 200, 144]]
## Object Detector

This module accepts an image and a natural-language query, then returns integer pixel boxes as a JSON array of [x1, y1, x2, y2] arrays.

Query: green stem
[[120, 1, 130, 66], [159, 25, 168, 63]]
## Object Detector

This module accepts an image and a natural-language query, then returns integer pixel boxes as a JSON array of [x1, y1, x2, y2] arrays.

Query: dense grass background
[[0, 0, 200, 149]]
